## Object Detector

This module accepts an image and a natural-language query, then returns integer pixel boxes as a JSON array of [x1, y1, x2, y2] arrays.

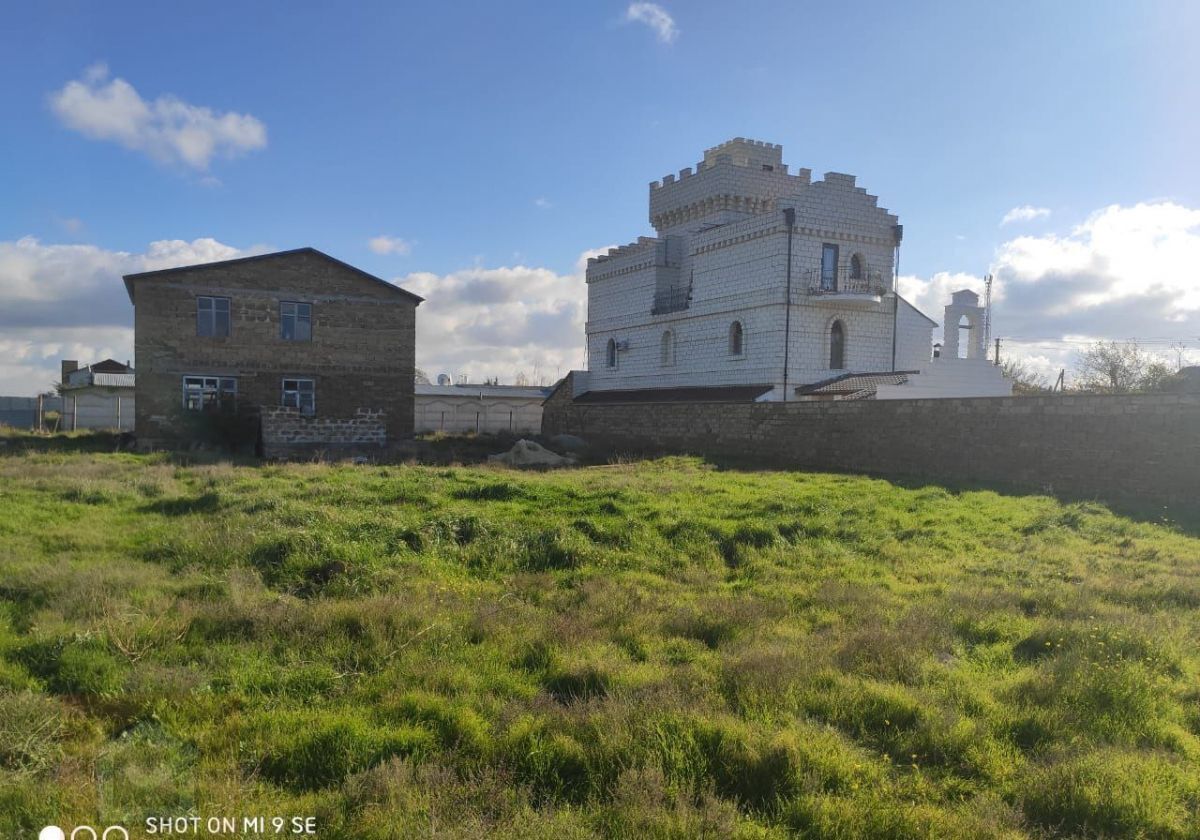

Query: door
[[821, 243, 839, 290]]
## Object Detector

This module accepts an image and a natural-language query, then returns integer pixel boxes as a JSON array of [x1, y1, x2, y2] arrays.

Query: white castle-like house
[[575, 138, 1010, 401]]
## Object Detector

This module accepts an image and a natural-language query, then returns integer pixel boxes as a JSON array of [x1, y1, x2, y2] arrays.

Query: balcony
[[802, 267, 888, 306], [652, 286, 692, 315]]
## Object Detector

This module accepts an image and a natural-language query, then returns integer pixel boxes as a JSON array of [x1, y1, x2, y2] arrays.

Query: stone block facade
[[260, 406, 386, 458], [586, 138, 933, 398], [124, 248, 421, 452], [544, 373, 1200, 512]]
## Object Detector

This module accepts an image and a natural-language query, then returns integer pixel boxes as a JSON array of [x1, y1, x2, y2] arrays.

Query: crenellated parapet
[[649, 138, 812, 235]]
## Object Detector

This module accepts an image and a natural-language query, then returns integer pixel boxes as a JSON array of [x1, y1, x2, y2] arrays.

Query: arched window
[[606, 338, 617, 368], [660, 330, 675, 366], [729, 321, 744, 356], [829, 320, 845, 370], [849, 253, 865, 281]]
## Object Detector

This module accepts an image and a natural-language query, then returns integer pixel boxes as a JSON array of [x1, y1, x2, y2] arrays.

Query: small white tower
[[875, 288, 1013, 399], [941, 289, 986, 361]]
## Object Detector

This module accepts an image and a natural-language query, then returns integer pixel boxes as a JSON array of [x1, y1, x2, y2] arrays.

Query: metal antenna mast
[[982, 273, 994, 360]]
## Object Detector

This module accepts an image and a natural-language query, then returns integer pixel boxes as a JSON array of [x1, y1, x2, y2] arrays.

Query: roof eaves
[[122, 247, 424, 305]]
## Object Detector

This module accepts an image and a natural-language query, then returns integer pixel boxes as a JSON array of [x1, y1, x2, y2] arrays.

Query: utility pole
[[781, 208, 795, 402]]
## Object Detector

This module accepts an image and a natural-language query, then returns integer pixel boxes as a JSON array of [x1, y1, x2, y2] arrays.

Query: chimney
[[61, 360, 79, 385]]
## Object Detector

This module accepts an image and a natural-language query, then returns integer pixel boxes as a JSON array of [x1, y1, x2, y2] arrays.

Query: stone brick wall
[[260, 406, 385, 458], [586, 138, 925, 398], [129, 249, 417, 450], [543, 373, 1200, 511]]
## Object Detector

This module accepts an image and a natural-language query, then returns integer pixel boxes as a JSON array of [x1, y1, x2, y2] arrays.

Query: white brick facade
[[584, 138, 936, 397]]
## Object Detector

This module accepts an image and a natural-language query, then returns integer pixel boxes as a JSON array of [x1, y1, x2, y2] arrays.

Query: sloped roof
[[122, 247, 424, 304], [90, 358, 131, 373], [796, 371, 916, 398]]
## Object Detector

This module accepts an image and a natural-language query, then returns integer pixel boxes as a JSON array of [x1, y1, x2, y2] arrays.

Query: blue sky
[[2, 0, 1199, 393]]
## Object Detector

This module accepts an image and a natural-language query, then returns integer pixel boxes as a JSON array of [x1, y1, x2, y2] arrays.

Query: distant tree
[[414, 368, 431, 385], [514, 371, 530, 386], [1073, 340, 1172, 393], [1000, 359, 1049, 395]]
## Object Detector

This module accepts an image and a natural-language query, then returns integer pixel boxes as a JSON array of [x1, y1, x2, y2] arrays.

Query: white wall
[[415, 396, 544, 435], [63, 389, 134, 431], [586, 155, 929, 395]]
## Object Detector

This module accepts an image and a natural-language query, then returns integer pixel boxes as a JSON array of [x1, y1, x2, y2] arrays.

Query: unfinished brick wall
[[260, 406, 385, 459], [543, 374, 1200, 511]]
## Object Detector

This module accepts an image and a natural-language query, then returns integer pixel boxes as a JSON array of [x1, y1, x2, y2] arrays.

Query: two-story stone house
[[580, 138, 938, 401], [123, 248, 422, 454]]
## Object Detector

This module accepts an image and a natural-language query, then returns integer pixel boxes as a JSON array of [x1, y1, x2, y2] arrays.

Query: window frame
[[729, 320, 744, 356], [849, 253, 865, 281], [280, 301, 312, 341], [829, 320, 846, 370], [281, 377, 316, 416], [660, 329, 676, 367], [196, 295, 231, 337], [605, 338, 617, 368], [181, 375, 237, 412]]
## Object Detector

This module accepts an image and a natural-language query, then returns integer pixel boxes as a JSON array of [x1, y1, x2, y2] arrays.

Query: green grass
[[1, 433, 1198, 838]]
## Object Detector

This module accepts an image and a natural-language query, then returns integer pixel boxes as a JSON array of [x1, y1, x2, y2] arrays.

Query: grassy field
[[1, 433, 1199, 838]]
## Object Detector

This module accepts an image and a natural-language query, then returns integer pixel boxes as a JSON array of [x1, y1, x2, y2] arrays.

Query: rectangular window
[[182, 376, 237, 411], [280, 301, 312, 341], [197, 296, 231, 337], [820, 244, 839, 291], [282, 378, 316, 416]]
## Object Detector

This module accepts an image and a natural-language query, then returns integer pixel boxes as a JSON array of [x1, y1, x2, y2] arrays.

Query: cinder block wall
[[543, 374, 1200, 511]]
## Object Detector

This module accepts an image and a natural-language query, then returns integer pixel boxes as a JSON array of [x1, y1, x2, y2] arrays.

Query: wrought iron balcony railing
[[803, 267, 888, 297], [652, 287, 692, 315]]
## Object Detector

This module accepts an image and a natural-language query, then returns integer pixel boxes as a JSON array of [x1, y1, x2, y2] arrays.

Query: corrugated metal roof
[[90, 373, 135, 388]]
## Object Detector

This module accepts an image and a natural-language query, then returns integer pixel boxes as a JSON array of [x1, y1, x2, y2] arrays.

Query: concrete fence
[[542, 374, 1200, 512]]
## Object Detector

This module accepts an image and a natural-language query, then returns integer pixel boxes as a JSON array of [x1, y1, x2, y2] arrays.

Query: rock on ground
[[488, 439, 574, 467]]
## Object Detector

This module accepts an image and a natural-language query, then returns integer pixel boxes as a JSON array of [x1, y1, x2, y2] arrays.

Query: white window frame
[[280, 301, 312, 341], [281, 377, 316, 416], [182, 375, 237, 411], [196, 295, 231, 337]]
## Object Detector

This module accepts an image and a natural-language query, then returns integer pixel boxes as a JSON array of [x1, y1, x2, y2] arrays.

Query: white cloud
[[398, 250, 613, 386], [1001, 205, 1051, 226], [368, 235, 413, 256], [625, 2, 678, 43], [0, 236, 258, 395], [49, 64, 267, 171], [533, 197, 553, 209], [900, 201, 1200, 376]]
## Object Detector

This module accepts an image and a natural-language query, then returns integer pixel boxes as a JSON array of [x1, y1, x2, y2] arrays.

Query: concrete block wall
[[544, 376, 1200, 512], [260, 406, 385, 459]]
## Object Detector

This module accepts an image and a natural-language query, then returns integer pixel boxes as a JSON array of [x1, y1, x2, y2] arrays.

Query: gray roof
[[797, 371, 915, 398], [122, 247, 424, 305]]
